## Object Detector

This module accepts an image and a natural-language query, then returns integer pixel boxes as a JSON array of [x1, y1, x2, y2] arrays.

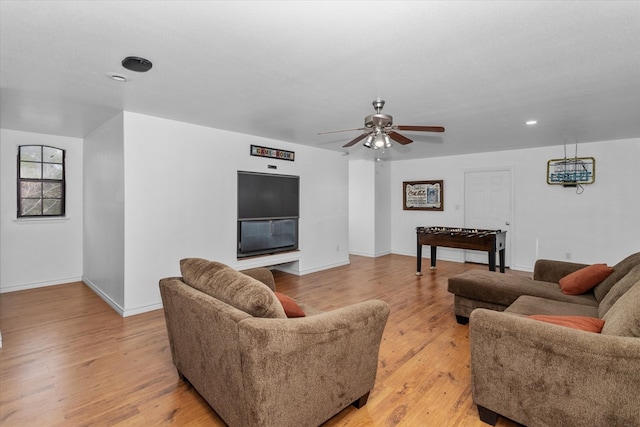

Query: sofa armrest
[[469, 309, 640, 427], [240, 267, 276, 291], [237, 300, 390, 427], [532, 259, 588, 283]]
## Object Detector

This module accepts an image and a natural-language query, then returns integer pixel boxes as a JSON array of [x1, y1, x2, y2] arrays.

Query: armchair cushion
[[180, 258, 286, 319], [558, 263, 613, 295]]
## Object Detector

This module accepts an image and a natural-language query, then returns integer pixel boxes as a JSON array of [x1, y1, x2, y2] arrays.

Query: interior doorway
[[464, 168, 513, 267]]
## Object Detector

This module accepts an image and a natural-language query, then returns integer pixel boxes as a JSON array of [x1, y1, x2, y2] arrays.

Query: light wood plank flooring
[[0, 254, 528, 426]]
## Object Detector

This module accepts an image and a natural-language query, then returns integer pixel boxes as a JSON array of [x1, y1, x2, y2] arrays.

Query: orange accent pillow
[[274, 292, 305, 318], [528, 315, 604, 333], [558, 263, 613, 295]]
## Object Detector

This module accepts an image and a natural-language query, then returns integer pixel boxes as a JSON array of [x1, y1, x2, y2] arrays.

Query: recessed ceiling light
[[107, 73, 128, 82], [122, 56, 153, 72], [526, 120, 538, 125]]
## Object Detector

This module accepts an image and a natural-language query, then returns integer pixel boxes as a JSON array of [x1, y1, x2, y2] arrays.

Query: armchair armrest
[[240, 267, 276, 291], [238, 300, 390, 427], [532, 259, 588, 283], [469, 309, 640, 427]]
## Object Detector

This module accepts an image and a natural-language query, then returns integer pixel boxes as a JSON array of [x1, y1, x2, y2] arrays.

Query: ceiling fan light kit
[[320, 99, 445, 151]]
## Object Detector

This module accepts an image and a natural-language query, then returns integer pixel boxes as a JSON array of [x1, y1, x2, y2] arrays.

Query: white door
[[464, 169, 512, 267]]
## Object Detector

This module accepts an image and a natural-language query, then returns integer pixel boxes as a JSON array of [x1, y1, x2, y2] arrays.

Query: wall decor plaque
[[547, 157, 595, 185], [403, 180, 443, 211], [250, 145, 295, 161]]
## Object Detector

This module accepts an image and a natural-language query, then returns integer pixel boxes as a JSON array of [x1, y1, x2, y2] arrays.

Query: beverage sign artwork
[[547, 157, 595, 185], [403, 180, 444, 211]]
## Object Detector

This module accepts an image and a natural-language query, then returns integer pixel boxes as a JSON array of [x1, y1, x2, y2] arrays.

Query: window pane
[[20, 161, 41, 179], [43, 199, 62, 215], [20, 146, 41, 162], [20, 181, 42, 198], [43, 163, 63, 180], [17, 144, 65, 218], [43, 146, 63, 164], [43, 182, 62, 198], [20, 198, 42, 216]]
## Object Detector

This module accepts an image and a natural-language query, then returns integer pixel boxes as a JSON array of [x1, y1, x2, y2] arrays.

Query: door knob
[[505, 221, 510, 226]]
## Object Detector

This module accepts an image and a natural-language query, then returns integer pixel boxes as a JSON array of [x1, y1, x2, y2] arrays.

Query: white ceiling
[[1, 1, 639, 161]]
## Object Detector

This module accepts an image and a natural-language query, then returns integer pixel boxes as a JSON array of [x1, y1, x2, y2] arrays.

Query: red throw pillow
[[274, 292, 305, 318], [528, 315, 605, 333], [558, 263, 613, 295]]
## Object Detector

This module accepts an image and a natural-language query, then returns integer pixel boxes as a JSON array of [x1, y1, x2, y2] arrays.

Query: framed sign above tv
[[250, 145, 295, 161]]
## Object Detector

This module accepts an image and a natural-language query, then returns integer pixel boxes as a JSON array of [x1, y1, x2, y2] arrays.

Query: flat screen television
[[237, 171, 300, 220]]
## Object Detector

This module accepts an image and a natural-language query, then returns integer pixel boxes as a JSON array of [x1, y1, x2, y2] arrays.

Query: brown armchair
[[159, 258, 389, 427]]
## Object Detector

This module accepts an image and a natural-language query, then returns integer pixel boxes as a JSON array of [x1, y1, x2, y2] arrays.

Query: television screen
[[237, 171, 299, 220]]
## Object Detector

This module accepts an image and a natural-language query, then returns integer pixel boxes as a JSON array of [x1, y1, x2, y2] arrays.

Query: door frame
[[462, 166, 514, 268]]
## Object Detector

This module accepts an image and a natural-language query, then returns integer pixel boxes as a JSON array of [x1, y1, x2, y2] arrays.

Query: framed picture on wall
[[403, 180, 443, 211]]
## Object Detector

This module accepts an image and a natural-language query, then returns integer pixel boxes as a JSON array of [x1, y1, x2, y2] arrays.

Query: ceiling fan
[[318, 99, 445, 150]]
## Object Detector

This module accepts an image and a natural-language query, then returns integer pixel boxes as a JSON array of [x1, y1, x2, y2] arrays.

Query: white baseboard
[[0, 277, 83, 293], [83, 278, 163, 317], [288, 259, 351, 276], [122, 303, 163, 317], [82, 278, 125, 316]]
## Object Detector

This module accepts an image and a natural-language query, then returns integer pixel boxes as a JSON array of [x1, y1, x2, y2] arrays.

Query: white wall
[[0, 129, 83, 292], [388, 138, 640, 271], [349, 160, 375, 256], [120, 112, 349, 315], [375, 161, 391, 256], [82, 113, 125, 309]]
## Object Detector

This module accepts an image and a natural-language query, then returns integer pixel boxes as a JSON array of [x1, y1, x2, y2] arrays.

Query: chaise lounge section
[[448, 252, 640, 426], [447, 252, 640, 324]]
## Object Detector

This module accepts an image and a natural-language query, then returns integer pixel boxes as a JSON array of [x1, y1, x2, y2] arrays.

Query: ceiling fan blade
[[342, 133, 369, 147], [318, 127, 366, 135], [396, 125, 445, 133], [388, 131, 413, 145]]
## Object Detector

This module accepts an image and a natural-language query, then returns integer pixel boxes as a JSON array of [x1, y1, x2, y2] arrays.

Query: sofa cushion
[[598, 264, 640, 318], [505, 295, 599, 317], [601, 281, 640, 337], [527, 315, 605, 333], [558, 263, 613, 295], [180, 258, 286, 319], [593, 252, 640, 302], [275, 292, 305, 318]]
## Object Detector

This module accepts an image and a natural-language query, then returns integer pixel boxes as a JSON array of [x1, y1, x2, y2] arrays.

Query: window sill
[[13, 217, 70, 224]]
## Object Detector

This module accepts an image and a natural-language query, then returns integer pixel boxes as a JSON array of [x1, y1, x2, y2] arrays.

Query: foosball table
[[416, 226, 507, 275]]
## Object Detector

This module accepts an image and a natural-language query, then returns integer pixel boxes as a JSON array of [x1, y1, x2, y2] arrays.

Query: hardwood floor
[[0, 254, 528, 426]]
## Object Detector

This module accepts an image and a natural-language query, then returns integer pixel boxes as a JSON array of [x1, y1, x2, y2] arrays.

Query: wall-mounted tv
[[237, 171, 300, 220], [237, 171, 300, 258]]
